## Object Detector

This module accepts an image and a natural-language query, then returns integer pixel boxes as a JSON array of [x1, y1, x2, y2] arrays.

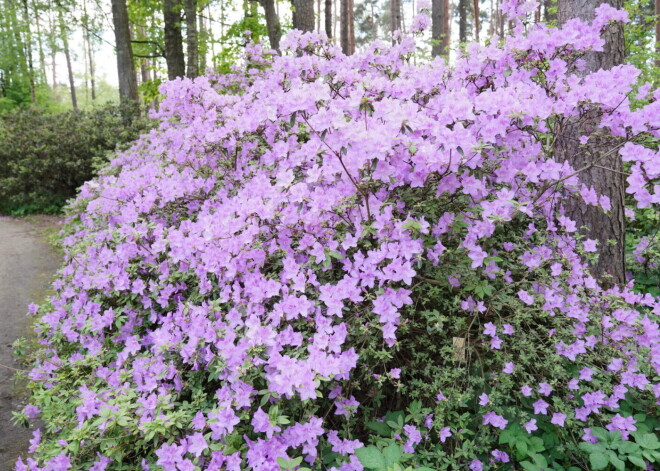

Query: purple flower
[[518, 290, 535, 305], [187, 432, 208, 457], [502, 362, 515, 374], [551, 413, 567, 427], [521, 385, 533, 397], [524, 419, 538, 433], [538, 382, 553, 396], [469, 459, 483, 471], [439, 427, 452, 443], [491, 449, 510, 463], [583, 239, 598, 252], [389, 368, 401, 379], [479, 393, 490, 406], [482, 412, 508, 429], [252, 407, 281, 438], [533, 399, 549, 415]]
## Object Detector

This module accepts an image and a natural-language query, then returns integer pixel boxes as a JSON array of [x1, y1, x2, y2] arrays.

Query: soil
[[0, 215, 61, 469]]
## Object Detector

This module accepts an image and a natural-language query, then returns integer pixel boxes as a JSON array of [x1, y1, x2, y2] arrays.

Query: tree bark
[[556, 0, 626, 286], [57, 9, 77, 110], [292, 0, 314, 31], [185, 0, 198, 78], [164, 0, 186, 79], [431, 0, 450, 56], [656, 0, 660, 68], [325, 0, 332, 37], [258, 0, 282, 51], [111, 0, 138, 106], [472, 0, 480, 41], [390, 0, 402, 42], [458, 0, 468, 43], [83, 0, 96, 100], [21, 0, 36, 103], [340, 0, 354, 54]]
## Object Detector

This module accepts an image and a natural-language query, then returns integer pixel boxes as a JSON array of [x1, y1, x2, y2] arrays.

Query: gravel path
[[0, 216, 61, 469]]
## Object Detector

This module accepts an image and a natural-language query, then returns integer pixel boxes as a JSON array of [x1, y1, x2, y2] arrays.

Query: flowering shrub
[[14, 2, 660, 470]]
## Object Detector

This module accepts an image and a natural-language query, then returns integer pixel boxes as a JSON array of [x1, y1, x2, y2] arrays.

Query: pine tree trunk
[[259, 0, 282, 52], [21, 0, 36, 103], [83, 0, 96, 100], [185, 0, 198, 77], [556, 0, 626, 286], [325, 0, 332, 38], [111, 0, 138, 106], [198, 5, 207, 71], [58, 9, 77, 111], [431, 0, 450, 56], [472, 0, 480, 41], [458, 0, 468, 43], [340, 0, 354, 54], [390, 0, 402, 42], [33, 0, 47, 84], [292, 0, 315, 32], [655, 0, 659, 68], [163, 0, 186, 79]]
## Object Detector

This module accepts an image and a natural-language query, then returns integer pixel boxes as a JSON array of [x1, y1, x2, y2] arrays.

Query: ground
[[0, 216, 61, 468]]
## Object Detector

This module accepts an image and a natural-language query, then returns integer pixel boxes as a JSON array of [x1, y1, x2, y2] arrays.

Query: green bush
[[0, 104, 152, 215]]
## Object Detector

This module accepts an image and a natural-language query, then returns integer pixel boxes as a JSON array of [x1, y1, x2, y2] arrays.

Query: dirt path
[[0, 216, 61, 469]]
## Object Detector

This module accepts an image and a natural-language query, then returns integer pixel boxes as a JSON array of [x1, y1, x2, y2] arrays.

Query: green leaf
[[515, 440, 529, 457], [355, 446, 386, 470], [589, 453, 609, 470], [532, 453, 548, 469], [383, 443, 402, 467], [636, 433, 660, 450], [609, 454, 625, 471], [520, 461, 540, 471], [616, 441, 640, 455], [366, 421, 392, 437], [579, 443, 604, 454], [627, 455, 647, 468]]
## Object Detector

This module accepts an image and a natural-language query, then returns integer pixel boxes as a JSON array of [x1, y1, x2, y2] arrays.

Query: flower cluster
[[16, 5, 659, 471]]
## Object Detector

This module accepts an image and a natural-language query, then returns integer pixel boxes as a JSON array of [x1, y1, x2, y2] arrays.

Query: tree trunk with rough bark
[[458, 0, 468, 42], [292, 0, 314, 31], [111, 0, 138, 106], [164, 0, 186, 79], [556, 0, 626, 286], [655, 0, 659, 68], [472, 0, 479, 41], [390, 0, 401, 42], [259, 0, 281, 51], [185, 0, 198, 78], [431, 0, 450, 56], [340, 0, 354, 54], [58, 9, 77, 110], [325, 0, 332, 38], [21, 0, 36, 103]]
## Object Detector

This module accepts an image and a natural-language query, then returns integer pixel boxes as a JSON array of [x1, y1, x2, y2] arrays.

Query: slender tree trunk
[[164, 0, 186, 79], [472, 0, 480, 41], [185, 0, 199, 77], [340, 0, 354, 54], [655, 0, 660, 68], [325, 0, 332, 37], [198, 4, 207, 71], [33, 1, 47, 84], [259, 0, 282, 51], [57, 9, 77, 110], [111, 0, 138, 106], [21, 0, 36, 103], [83, 0, 96, 100], [292, 0, 315, 31], [390, 0, 402, 42], [317, 0, 321, 30], [458, 0, 468, 43], [556, 0, 626, 286], [432, 0, 450, 56]]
